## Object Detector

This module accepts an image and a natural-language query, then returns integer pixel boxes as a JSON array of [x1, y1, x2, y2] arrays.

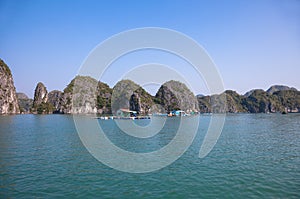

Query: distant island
[[1, 59, 299, 115]]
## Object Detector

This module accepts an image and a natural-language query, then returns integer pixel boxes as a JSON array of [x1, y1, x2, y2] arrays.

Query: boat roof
[[119, 108, 137, 113]]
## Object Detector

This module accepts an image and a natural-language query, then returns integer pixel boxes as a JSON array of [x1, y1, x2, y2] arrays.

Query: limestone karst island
[[1, 59, 300, 116], [1, 1, 300, 198]]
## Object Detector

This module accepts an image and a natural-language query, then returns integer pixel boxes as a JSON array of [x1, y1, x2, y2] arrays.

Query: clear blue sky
[[0, 0, 299, 97]]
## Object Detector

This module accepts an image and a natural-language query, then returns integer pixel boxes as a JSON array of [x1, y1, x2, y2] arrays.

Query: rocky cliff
[[198, 86, 300, 113], [198, 90, 246, 113], [0, 59, 20, 114], [96, 81, 112, 114], [9, 68, 298, 115], [47, 90, 63, 113], [242, 89, 279, 113], [130, 87, 154, 115], [273, 90, 300, 113], [112, 80, 154, 115], [197, 95, 212, 113], [56, 76, 113, 114], [155, 80, 199, 113], [267, 85, 297, 95], [33, 82, 48, 107], [59, 78, 154, 115], [60, 76, 99, 114], [2, 58, 299, 115], [32, 82, 54, 114]]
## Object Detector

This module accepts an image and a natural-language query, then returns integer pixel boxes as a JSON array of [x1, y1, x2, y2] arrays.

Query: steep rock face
[[244, 89, 257, 97], [17, 92, 33, 113], [96, 81, 112, 114], [273, 90, 300, 113], [197, 95, 212, 113], [267, 85, 297, 95], [32, 82, 53, 114], [48, 90, 63, 113], [132, 87, 154, 115], [155, 85, 180, 112], [242, 90, 281, 113], [58, 76, 114, 114], [129, 88, 154, 115], [155, 80, 199, 113], [112, 80, 154, 115], [210, 93, 228, 113], [224, 90, 247, 113], [33, 82, 48, 107], [130, 92, 141, 114], [197, 87, 299, 113], [0, 59, 20, 114], [61, 76, 98, 114], [197, 90, 246, 113], [59, 92, 72, 114]]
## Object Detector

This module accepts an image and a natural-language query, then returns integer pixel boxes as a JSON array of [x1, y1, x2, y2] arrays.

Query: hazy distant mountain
[[16, 92, 29, 100], [196, 94, 204, 97], [16, 92, 33, 113]]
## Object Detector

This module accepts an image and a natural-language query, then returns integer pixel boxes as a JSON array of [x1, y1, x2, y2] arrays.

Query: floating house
[[168, 110, 187, 117], [116, 109, 137, 118]]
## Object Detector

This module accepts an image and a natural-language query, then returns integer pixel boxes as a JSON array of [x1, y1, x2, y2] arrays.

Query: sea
[[0, 114, 299, 198]]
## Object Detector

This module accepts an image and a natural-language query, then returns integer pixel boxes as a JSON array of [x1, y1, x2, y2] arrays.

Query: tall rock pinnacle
[[0, 59, 20, 114]]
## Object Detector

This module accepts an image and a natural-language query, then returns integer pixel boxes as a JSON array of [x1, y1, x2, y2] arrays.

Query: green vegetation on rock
[[0, 59, 20, 114], [17, 93, 33, 113], [1, 59, 299, 115], [0, 59, 12, 76], [36, 102, 54, 114], [155, 80, 198, 113], [96, 81, 112, 114], [273, 90, 300, 112], [198, 86, 300, 113], [112, 79, 154, 115]]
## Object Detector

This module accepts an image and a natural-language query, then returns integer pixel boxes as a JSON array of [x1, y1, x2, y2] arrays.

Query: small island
[[1, 59, 300, 115]]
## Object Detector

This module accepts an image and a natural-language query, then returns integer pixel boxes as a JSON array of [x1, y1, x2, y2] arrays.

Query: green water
[[0, 114, 299, 198]]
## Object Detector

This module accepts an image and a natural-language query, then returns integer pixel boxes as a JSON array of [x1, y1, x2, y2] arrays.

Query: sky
[[0, 0, 299, 97]]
